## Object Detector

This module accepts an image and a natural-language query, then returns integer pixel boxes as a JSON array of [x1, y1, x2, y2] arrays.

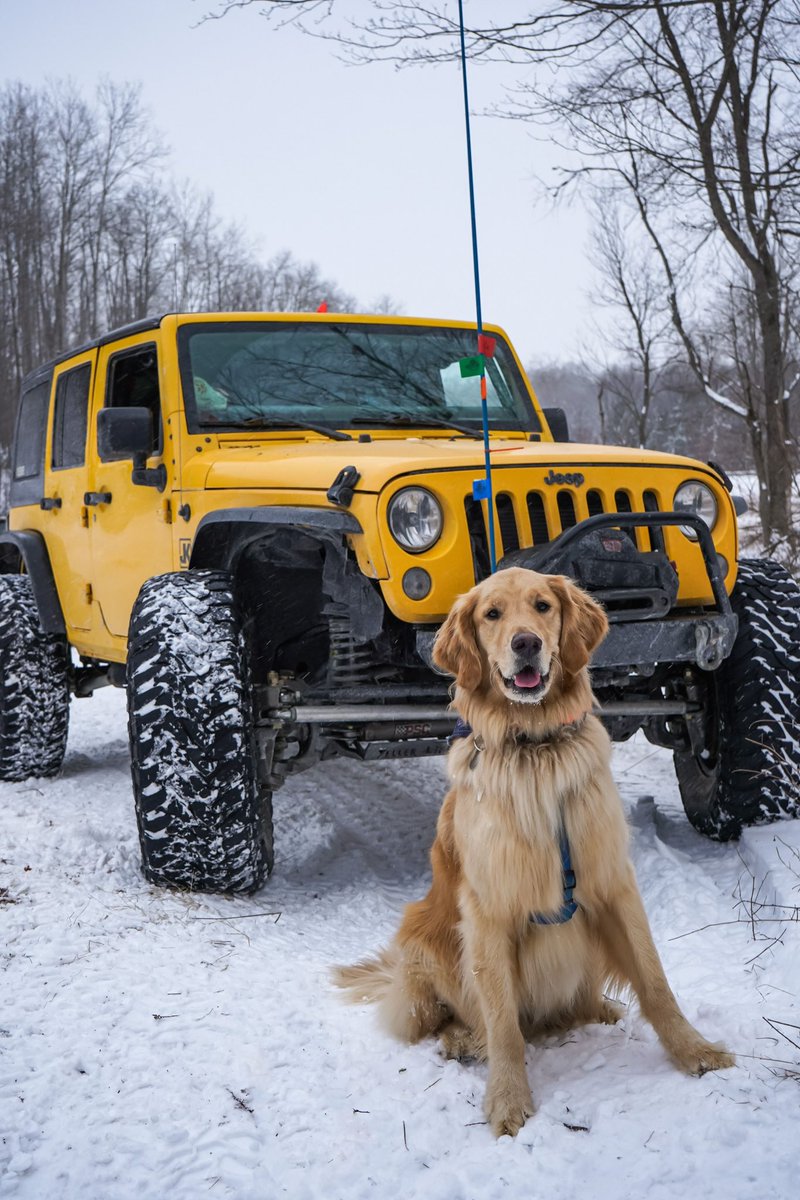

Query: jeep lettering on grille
[[544, 469, 585, 487]]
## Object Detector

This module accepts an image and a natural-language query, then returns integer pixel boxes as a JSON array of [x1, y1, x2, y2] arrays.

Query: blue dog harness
[[529, 828, 578, 925], [449, 716, 579, 925]]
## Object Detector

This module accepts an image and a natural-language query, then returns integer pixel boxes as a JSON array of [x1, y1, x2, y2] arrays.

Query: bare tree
[[77, 80, 165, 341], [41, 82, 97, 353], [259, 249, 357, 312], [0, 84, 50, 424], [102, 181, 178, 326], [586, 199, 674, 448]]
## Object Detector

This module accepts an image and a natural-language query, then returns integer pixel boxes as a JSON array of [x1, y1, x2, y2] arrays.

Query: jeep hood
[[198, 437, 722, 493]]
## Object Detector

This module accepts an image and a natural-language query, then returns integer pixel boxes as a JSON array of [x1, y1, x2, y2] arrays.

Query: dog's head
[[432, 567, 608, 703]]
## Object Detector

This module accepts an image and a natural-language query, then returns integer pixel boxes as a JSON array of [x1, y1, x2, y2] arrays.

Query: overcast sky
[[2, 0, 596, 366]]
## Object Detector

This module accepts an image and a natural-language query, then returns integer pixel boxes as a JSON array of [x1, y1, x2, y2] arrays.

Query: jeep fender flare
[[189, 507, 362, 573], [0, 531, 66, 636], [189, 506, 384, 644]]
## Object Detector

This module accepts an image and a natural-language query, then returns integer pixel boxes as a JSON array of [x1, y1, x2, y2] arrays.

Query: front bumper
[[593, 611, 736, 671]]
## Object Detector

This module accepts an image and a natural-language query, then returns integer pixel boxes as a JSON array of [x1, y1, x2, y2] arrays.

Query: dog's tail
[[332, 948, 398, 1005], [333, 944, 449, 1043]]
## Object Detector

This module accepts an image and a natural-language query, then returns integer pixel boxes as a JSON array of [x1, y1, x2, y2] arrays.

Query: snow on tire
[[675, 557, 800, 839], [127, 570, 273, 894], [0, 573, 70, 781]]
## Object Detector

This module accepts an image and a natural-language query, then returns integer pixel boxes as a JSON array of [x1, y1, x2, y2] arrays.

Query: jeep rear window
[[9, 377, 50, 508], [12, 379, 49, 481], [52, 362, 91, 469], [177, 322, 539, 434]]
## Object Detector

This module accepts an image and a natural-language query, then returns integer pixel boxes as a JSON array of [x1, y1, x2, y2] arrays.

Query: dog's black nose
[[511, 632, 542, 657]]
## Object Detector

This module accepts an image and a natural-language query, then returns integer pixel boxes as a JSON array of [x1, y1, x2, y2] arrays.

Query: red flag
[[316, 301, 328, 313], [477, 333, 496, 358]]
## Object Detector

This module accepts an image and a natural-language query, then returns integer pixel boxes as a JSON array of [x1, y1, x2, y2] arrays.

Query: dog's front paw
[[593, 998, 626, 1025], [439, 1020, 485, 1062], [582, 998, 623, 1027], [484, 1073, 535, 1138], [674, 1037, 735, 1076]]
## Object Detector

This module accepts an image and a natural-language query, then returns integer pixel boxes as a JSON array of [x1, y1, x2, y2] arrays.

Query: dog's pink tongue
[[514, 667, 542, 688]]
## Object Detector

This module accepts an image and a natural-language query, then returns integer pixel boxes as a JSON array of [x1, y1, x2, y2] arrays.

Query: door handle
[[84, 492, 112, 506], [40, 496, 62, 510]]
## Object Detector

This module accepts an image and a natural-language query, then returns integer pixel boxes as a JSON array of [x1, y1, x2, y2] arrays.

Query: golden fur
[[335, 567, 734, 1137]]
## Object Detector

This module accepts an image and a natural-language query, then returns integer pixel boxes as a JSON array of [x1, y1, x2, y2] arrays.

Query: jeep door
[[40, 351, 98, 635], [87, 335, 174, 644]]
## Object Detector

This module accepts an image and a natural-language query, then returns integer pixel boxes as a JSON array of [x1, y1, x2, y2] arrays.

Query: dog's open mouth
[[501, 666, 549, 700]]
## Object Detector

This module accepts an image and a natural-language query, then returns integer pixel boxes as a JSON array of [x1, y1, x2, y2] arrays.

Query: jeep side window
[[102, 346, 162, 459], [52, 363, 91, 470], [9, 377, 50, 506]]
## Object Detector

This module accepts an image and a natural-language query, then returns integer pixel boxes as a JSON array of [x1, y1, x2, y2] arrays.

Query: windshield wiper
[[226, 420, 352, 444], [350, 412, 483, 439]]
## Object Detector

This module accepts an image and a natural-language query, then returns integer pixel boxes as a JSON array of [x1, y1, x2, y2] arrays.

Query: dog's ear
[[549, 575, 609, 681], [432, 591, 483, 691]]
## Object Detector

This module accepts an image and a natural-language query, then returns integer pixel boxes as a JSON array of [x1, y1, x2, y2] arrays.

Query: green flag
[[458, 354, 484, 378]]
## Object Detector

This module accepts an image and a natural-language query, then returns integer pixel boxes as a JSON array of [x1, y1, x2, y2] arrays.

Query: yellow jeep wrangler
[[2, 312, 799, 893]]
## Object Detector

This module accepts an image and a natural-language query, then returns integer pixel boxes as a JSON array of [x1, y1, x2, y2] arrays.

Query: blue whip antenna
[[457, 0, 497, 573]]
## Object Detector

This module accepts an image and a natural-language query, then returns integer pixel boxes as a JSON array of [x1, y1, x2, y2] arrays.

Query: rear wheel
[[674, 558, 800, 838], [0, 574, 70, 781], [127, 570, 273, 894]]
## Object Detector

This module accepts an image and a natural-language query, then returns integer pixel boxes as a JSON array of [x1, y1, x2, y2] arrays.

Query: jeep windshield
[[177, 320, 539, 435]]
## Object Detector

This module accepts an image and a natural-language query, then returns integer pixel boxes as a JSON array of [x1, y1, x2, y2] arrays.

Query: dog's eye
[[485, 607, 501, 620], [535, 600, 551, 613]]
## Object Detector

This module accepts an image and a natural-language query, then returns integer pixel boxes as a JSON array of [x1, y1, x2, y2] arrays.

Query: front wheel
[[674, 558, 800, 839], [127, 570, 273, 894]]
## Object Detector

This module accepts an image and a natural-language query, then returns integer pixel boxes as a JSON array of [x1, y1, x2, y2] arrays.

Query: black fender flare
[[189, 505, 384, 644], [189, 506, 362, 573], [0, 531, 66, 636]]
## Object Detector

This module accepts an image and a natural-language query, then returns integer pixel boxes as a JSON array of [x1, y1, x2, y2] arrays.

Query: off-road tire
[[0, 574, 70, 781], [674, 558, 800, 839], [127, 569, 273, 894]]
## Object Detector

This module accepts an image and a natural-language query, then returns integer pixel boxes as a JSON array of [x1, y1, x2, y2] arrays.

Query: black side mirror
[[97, 406, 153, 460], [541, 406, 571, 442], [96, 406, 166, 492]]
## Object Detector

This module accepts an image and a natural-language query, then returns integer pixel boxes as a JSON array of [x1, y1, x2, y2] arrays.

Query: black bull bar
[[506, 510, 737, 672]]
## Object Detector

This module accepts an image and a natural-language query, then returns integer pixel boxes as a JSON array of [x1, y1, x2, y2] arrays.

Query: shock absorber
[[328, 615, 374, 687]]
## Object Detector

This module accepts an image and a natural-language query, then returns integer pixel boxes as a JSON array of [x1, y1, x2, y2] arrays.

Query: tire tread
[[127, 570, 272, 894], [676, 557, 800, 838], [0, 574, 70, 780]]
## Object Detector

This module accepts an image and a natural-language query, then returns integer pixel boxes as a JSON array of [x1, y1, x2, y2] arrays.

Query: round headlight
[[674, 481, 718, 540], [388, 488, 443, 553]]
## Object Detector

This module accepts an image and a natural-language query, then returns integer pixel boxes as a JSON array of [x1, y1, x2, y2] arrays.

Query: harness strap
[[448, 716, 579, 925], [449, 716, 473, 742], [529, 826, 578, 926]]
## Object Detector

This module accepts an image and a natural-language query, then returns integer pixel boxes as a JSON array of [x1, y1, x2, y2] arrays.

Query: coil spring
[[328, 616, 373, 687]]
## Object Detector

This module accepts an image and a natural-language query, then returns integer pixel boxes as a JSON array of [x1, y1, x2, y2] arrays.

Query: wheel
[[674, 558, 800, 839], [127, 569, 273, 894], [0, 574, 70, 781]]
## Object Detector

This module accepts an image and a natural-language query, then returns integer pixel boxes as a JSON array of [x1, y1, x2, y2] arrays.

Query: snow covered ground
[[2, 688, 799, 1200]]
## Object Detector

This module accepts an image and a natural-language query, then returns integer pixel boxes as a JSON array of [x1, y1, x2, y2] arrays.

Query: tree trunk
[[756, 272, 795, 552]]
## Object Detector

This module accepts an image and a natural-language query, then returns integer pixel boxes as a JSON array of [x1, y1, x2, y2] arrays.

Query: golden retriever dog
[[335, 567, 734, 1137]]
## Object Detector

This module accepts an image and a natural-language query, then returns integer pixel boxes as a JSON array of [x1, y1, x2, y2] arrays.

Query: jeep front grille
[[464, 484, 665, 582]]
